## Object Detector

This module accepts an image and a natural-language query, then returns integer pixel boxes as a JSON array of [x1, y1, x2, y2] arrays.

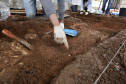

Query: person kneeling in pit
[[23, 0, 69, 49]]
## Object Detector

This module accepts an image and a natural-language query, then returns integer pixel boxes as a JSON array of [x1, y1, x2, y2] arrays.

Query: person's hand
[[54, 25, 69, 49]]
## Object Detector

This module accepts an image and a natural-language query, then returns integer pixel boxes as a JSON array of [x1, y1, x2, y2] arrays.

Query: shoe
[[102, 12, 105, 15], [85, 12, 88, 15], [106, 14, 111, 17], [95, 10, 103, 14], [80, 11, 83, 14]]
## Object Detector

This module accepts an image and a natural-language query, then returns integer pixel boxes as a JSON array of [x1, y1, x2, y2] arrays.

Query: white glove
[[54, 25, 69, 49], [85, 12, 88, 15], [60, 22, 64, 29]]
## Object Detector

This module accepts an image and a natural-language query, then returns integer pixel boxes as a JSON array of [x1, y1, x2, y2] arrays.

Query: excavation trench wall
[[51, 29, 126, 84]]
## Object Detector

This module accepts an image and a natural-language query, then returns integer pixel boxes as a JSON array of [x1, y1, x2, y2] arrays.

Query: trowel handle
[[2, 29, 21, 41]]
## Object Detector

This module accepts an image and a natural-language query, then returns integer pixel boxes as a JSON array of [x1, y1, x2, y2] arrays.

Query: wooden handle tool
[[2, 29, 34, 50]]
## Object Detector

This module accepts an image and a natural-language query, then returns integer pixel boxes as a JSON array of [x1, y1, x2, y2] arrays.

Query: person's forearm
[[49, 14, 60, 27]]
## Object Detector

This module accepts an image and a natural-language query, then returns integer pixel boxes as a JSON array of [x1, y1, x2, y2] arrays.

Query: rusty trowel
[[2, 29, 33, 50]]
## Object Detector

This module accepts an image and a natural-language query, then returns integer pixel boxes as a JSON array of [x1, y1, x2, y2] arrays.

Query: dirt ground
[[51, 28, 126, 84], [0, 13, 126, 84]]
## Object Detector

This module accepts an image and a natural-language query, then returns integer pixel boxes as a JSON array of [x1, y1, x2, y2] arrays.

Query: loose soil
[[0, 13, 126, 84]]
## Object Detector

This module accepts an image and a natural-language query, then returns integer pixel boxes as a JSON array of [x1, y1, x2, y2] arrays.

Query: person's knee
[[24, 0, 36, 18], [26, 13, 36, 18]]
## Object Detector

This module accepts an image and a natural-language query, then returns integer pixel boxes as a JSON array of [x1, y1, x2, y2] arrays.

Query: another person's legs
[[80, 0, 84, 11], [102, 0, 108, 13], [80, 0, 84, 14], [24, 0, 36, 18], [106, 0, 113, 14]]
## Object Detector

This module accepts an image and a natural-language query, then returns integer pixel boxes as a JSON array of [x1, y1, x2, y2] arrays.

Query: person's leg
[[102, 0, 108, 13], [84, 7, 87, 12], [80, 0, 84, 14], [80, 0, 84, 11], [24, 0, 36, 18], [39, 0, 58, 26], [42, 6, 48, 18], [106, 0, 113, 14], [58, 0, 65, 22], [42, 6, 45, 15]]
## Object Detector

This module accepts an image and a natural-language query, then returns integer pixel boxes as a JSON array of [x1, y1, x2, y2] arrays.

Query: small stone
[[19, 62, 24, 65], [68, 55, 71, 56], [11, 56, 19, 58], [120, 71, 126, 77], [114, 64, 121, 71], [25, 33, 38, 39], [103, 54, 106, 57]]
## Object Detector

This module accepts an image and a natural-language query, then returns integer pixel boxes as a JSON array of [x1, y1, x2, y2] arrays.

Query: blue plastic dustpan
[[63, 29, 77, 37]]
